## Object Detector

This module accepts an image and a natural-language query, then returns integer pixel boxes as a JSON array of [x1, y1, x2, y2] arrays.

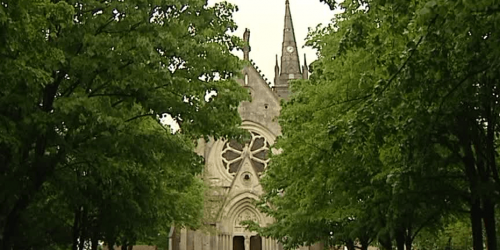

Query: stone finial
[[243, 28, 251, 60], [274, 54, 280, 86], [302, 53, 309, 80]]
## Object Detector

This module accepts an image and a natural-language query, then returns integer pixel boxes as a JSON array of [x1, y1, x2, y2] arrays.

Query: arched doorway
[[250, 235, 262, 250], [233, 236, 244, 250], [232, 235, 262, 250]]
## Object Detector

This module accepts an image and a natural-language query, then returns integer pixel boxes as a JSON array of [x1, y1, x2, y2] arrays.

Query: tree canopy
[[0, 0, 247, 249], [252, 0, 500, 250]]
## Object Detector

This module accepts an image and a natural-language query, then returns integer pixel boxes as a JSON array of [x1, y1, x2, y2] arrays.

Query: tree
[[415, 217, 473, 250], [0, 0, 247, 249], [254, 0, 500, 249]]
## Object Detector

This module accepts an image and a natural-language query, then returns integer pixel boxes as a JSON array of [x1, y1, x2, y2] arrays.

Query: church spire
[[274, 0, 302, 99], [280, 0, 301, 76]]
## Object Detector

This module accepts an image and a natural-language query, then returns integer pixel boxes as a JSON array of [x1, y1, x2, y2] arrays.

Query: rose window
[[221, 132, 270, 176]]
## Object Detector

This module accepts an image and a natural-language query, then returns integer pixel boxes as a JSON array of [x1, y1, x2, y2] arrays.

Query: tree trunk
[[395, 228, 405, 250], [72, 207, 81, 250], [1, 144, 54, 248], [78, 236, 85, 250], [1, 74, 62, 250], [107, 241, 116, 250], [90, 222, 100, 250], [405, 225, 413, 250], [484, 103, 498, 250], [459, 125, 483, 250], [1, 194, 31, 250], [78, 208, 88, 250], [378, 234, 392, 250], [345, 239, 355, 250], [359, 240, 369, 250], [471, 198, 484, 250], [483, 198, 497, 250], [91, 236, 99, 250], [405, 236, 412, 250]]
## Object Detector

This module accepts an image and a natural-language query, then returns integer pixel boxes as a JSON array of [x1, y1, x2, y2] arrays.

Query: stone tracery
[[221, 131, 270, 176], [234, 209, 258, 230]]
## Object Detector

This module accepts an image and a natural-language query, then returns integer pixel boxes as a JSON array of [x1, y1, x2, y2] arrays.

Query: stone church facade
[[170, 1, 322, 250]]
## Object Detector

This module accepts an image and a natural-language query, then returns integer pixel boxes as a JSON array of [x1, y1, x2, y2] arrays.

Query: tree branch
[[61, 79, 82, 97], [314, 15, 439, 115], [437, 65, 492, 113], [88, 93, 134, 98], [95, 18, 115, 35], [410, 211, 441, 242], [125, 113, 154, 122], [377, 15, 439, 95], [314, 93, 371, 113]]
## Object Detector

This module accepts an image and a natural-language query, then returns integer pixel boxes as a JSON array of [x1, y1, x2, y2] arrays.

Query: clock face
[[287, 46, 294, 53]]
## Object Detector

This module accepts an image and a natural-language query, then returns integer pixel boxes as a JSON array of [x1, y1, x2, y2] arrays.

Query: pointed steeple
[[280, 0, 301, 75], [274, 0, 302, 100]]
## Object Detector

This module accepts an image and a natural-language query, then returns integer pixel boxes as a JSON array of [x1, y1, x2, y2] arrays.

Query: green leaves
[[256, 0, 500, 249], [0, 0, 246, 248]]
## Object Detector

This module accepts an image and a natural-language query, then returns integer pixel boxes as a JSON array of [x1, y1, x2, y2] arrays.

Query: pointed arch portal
[[233, 236, 244, 250], [250, 235, 262, 250], [232, 235, 262, 250]]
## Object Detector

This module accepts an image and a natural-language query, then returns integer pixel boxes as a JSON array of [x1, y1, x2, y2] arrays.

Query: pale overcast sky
[[208, 0, 335, 85]]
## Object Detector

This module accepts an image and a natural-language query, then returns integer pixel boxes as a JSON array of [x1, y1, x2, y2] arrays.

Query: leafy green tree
[[0, 0, 247, 249], [254, 0, 500, 250], [415, 217, 473, 250]]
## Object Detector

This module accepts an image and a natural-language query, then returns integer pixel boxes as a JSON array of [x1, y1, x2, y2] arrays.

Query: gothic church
[[170, 1, 321, 250]]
